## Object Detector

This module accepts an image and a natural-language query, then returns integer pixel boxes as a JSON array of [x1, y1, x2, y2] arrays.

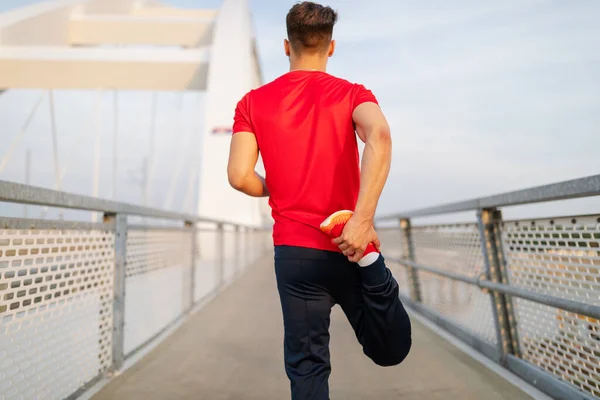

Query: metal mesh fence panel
[[192, 228, 269, 302], [514, 298, 600, 397], [419, 271, 498, 345], [377, 228, 410, 297], [246, 231, 257, 264], [412, 223, 498, 345], [223, 228, 236, 283], [123, 228, 192, 356], [377, 228, 404, 260], [501, 216, 600, 397], [247, 230, 265, 264], [236, 228, 247, 274], [386, 259, 411, 298], [501, 216, 600, 304], [0, 224, 114, 400], [194, 230, 219, 302]]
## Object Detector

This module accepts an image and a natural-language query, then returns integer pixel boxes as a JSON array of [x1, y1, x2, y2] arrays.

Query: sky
[[0, 0, 599, 221]]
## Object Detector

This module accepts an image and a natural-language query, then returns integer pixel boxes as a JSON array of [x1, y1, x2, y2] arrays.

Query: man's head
[[285, 2, 338, 59]]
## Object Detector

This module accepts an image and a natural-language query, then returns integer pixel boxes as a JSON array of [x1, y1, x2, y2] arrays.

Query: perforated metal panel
[[412, 224, 484, 274], [236, 228, 248, 273], [0, 225, 114, 400], [377, 228, 410, 297], [125, 228, 192, 278], [514, 298, 600, 397], [377, 228, 404, 260], [194, 230, 220, 302], [501, 216, 600, 397], [412, 224, 498, 345], [420, 271, 498, 344], [246, 230, 256, 264], [124, 229, 192, 355], [501, 216, 600, 305], [386, 260, 411, 298], [246, 230, 263, 264], [223, 229, 237, 283]]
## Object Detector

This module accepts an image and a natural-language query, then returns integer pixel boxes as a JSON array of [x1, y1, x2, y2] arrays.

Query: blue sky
[[241, 0, 600, 216], [0, 0, 599, 220]]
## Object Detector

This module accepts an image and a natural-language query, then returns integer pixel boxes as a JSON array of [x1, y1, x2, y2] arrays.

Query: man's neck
[[289, 56, 328, 73]]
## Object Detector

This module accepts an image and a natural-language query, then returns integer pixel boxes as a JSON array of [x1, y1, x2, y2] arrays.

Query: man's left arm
[[227, 131, 269, 197]]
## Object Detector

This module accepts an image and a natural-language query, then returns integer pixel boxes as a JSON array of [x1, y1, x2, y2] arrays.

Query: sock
[[319, 210, 380, 267], [358, 252, 379, 267]]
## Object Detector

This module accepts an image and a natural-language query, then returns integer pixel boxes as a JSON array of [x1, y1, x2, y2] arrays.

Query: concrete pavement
[[93, 254, 532, 400]]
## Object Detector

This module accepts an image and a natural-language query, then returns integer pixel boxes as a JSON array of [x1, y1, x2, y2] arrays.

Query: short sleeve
[[353, 84, 379, 110], [233, 93, 254, 134]]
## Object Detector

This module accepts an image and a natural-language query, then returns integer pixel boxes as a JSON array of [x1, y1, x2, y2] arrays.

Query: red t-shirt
[[233, 70, 378, 252]]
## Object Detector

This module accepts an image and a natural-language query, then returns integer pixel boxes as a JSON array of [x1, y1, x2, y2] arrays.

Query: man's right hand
[[332, 214, 381, 262]]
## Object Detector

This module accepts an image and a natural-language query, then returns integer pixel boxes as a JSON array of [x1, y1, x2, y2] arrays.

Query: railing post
[[257, 228, 262, 257], [249, 227, 255, 262], [489, 210, 521, 357], [105, 212, 127, 372], [217, 223, 225, 287], [477, 209, 519, 363], [244, 227, 250, 265], [399, 218, 422, 303], [234, 225, 241, 277], [185, 220, 196, 310]]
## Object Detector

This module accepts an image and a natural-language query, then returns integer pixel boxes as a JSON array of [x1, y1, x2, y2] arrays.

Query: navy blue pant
[[274, 246, 412, 400]]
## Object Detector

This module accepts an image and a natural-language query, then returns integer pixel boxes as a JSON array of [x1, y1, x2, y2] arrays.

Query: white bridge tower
[[0, 0, 269, 226]]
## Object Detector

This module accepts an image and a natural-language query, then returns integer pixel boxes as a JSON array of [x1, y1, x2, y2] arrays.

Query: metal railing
[[378, 174, 600, 400], [0, 181, 271, 400]]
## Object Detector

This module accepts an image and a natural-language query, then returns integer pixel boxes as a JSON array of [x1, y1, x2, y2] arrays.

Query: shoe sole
[[319, 210, 353, 233], [320, 210, 379, 259]]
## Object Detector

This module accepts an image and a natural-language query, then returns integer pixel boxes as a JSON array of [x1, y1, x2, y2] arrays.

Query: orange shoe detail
[[320, 210, 353, 238], [320, 210, 378, 259]]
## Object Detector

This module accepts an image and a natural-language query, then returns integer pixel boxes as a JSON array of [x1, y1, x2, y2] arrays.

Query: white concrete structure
[[0, 0, 269, 227], [196, 0, 267, 227], [0, 0, 214, 89]]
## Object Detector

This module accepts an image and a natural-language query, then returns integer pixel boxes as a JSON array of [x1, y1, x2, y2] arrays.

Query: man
[[227, 2, 411, 399]]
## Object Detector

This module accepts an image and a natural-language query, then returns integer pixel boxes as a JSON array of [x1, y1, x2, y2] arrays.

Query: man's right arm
[[333, 102, 392, 262]]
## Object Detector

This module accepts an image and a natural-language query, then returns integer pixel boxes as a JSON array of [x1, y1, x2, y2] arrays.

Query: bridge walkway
[[92, 254, 533, 400]]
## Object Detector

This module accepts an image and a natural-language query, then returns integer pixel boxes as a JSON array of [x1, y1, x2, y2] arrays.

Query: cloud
[[331, 0, 539, 43], [1, 0, 598, 221]]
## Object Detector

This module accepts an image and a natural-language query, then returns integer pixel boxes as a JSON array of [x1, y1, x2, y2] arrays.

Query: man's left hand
[[332, 215, 380, 263]]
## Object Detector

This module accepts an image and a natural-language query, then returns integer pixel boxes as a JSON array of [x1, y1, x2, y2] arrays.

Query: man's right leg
[[275, 247, 335, 400], [333, 254, 412, 367]]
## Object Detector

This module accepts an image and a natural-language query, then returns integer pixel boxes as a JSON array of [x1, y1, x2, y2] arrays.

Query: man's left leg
[[275, 251, 335, 400]]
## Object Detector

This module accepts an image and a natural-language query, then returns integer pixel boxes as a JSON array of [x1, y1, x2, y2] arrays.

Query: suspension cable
[[0, 91, 45, 175]]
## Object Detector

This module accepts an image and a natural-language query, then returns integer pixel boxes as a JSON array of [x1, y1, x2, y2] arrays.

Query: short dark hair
[[286, 2, 338, 53]]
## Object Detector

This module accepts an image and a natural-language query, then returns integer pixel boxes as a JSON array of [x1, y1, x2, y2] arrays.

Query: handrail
[[0, 180, 251, 226], [392, 258, 600, 321], [0, 180, 272, 400], [375, 175, 600, 400], [377, 174, 600, 220]]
